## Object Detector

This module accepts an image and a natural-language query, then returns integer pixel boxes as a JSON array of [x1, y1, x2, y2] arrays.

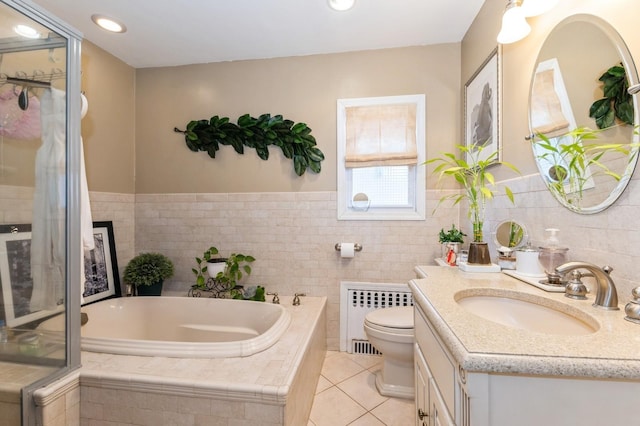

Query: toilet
[[363, 306, 414, 399]]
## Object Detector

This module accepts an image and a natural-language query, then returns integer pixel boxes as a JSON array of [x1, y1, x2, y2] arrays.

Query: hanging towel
[[31, 88, 94, 311], [80, 92, 94, 302]]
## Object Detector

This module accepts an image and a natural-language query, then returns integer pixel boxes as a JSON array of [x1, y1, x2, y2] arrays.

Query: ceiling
[[29, 0, 486, 69]]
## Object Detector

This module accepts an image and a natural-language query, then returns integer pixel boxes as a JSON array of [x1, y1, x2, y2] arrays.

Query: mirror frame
[[528, 14, 640, 214], [493, 220, 528, 250]]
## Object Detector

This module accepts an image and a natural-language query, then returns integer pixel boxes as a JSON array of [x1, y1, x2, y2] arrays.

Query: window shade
[[345, 104, 418, 168], [531, 68, 570, 138]]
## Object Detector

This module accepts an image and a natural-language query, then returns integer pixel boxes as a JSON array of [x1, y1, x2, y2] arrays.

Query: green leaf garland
[[174, 113, 324, 176], [589, 64, 634, 129]]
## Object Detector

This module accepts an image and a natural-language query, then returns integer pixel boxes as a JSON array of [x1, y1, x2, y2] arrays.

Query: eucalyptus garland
[[174, 113, 324, 176]]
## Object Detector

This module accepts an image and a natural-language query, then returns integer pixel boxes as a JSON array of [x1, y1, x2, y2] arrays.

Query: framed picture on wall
[[464, 47, 501, 165]]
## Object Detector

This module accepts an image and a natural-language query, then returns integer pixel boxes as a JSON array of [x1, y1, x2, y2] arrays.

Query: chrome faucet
[[555, 262, 619, 310]]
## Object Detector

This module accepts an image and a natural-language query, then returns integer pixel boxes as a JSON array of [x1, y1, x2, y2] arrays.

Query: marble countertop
[[410, 265, 640, 380]]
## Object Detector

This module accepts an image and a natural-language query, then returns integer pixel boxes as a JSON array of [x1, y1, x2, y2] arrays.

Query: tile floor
[[309, 351, 415, 426]]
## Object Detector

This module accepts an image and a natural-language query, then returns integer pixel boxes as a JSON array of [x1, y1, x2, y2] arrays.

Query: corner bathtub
[[41, 296, 291, 358]]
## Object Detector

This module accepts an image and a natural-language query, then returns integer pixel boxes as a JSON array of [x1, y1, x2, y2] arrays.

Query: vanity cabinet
[[412, 271, 640, 426], [414, 304, 459, 426]]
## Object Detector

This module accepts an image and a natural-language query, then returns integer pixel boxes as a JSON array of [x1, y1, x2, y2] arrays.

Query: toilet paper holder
[[334, 243, 363, 252]]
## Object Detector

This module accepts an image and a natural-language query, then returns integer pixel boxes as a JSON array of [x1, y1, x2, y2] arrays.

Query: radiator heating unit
[[340, 281, 414, 355]]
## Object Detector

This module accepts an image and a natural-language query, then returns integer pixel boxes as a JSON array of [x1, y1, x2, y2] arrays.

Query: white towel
[[31, 88, 94, 311]]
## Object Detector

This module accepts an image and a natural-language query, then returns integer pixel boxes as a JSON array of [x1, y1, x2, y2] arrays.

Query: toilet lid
[[365, 306, 414, 329]]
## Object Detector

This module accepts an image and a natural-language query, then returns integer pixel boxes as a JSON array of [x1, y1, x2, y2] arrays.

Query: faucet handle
[[266, 292, 279, 304], [624, 287, 640, 324], [293, 293, 306, 306], [565, 270, 588, 300]]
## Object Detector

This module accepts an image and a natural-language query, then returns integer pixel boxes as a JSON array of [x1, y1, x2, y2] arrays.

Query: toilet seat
[[365, 306, 413, 331]]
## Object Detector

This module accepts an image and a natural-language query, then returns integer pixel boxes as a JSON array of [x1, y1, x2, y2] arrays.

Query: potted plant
[[192, 246, 264, 300], [123, 252, 174, 296], [426, 143, 519, 264], [438, 224, 466, 260]]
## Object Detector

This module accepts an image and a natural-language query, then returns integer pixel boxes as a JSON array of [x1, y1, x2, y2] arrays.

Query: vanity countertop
[[410, 265, 640, 380]]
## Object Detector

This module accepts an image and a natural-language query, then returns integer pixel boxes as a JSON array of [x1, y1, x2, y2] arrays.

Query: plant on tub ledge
[[190, 246, 265, 301], [123, 252, 174, 296], [426, 143, 519, 267]]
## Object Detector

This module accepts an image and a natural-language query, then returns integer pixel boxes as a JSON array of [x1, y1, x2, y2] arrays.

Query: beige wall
[[81, 41, 136, 194], [134, 44, 461, 193]]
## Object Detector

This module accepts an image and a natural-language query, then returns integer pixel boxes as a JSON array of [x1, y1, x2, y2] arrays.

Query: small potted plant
[[426, 143, 519, 264], [192, 246, 263, 300], [123, 252, 174, 296], [438, 224, 466, 259]]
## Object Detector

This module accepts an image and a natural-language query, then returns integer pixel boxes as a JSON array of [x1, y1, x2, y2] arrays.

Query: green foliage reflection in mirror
[[589, 64, 634, 129], [533, 126, 638, 209], [174, 113, 325, 176]]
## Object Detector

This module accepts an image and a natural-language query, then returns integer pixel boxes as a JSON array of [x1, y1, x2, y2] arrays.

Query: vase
[[207, 258, 227, 278], [136, 280, 163, 296], [468, 242, 491, 265]]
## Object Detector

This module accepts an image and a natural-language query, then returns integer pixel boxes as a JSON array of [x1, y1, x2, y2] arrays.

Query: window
[[337, 94, 426, 220]]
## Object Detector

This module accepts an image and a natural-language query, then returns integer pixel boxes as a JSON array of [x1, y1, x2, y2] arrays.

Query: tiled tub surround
[[36, 296, 327, 425], [411, 265, 640, 424]]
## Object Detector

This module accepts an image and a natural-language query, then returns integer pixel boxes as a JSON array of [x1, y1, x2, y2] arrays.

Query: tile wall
[[134, 190, 458, 349]]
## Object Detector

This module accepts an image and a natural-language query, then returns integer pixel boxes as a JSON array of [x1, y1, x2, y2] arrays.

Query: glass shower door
[[0, 0, 82, 424]]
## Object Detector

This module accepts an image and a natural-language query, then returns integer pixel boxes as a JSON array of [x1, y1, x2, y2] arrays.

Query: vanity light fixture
[[91, 14, 127, 33], [13, 24, 41, 39], [497, 0, 531, 44], [328, 0, 355, 12], [521, 0, 559, 17]]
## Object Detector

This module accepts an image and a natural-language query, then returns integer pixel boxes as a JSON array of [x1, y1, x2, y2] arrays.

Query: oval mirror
[[528, 14, 640, 214], [493, 220, 527, 250]]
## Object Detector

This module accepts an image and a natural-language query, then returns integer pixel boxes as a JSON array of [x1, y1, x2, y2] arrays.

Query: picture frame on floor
[[82, 221, 121, 305], [0, 221, 121, 327]]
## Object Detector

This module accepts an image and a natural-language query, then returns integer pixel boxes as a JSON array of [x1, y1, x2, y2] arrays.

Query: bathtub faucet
[[267, 292, 279, 304]]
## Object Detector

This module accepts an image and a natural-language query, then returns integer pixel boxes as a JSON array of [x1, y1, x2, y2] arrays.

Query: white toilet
[[363, 306, 414, 399]]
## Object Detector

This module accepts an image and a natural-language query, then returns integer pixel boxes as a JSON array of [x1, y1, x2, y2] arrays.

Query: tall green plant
[[426, 143, 519, 242]]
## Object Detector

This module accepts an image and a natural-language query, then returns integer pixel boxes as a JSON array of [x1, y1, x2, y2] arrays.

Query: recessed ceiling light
[[328, 0, 355, 11], [91, 14, 127, 33], [14, 24, 41, 39]]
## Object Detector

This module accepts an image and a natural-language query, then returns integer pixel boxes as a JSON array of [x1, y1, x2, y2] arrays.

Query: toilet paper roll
[[340, 243, 355, 258]]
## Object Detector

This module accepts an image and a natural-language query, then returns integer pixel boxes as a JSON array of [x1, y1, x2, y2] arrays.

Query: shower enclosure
[[0, 0, 81, 424]]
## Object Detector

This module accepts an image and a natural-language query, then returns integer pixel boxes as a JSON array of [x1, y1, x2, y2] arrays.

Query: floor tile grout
[[309, 351, 415, 426]]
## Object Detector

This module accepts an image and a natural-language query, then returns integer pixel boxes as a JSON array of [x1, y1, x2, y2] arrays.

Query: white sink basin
[[455, 289, 599, 336]]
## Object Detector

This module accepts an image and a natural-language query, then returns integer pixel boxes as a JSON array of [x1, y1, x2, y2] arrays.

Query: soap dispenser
[[538, 228, 569, 286]]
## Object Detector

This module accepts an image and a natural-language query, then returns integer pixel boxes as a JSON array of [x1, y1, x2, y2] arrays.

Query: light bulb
[[328, 0, 355, 11], [497, 3, 531, 44]]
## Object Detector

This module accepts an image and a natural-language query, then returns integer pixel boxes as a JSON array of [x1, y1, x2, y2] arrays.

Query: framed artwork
[[0, 221, 120, 327], [464, 47, 500, 164], [82, 221, 121, 305]]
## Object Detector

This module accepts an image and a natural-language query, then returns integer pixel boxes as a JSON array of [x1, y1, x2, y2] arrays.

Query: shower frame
[[0, 0, 83, 424]]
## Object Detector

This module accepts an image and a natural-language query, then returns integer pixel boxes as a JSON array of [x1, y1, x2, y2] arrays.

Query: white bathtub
[[40, 296, 291, 358]]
